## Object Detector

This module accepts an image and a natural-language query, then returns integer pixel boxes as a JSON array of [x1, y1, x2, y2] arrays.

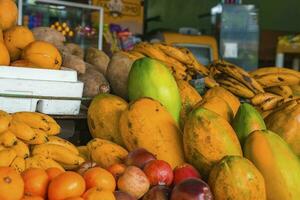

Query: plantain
[[26, 129, 49, 145], [10, 156, 25, 173], [133, 42, 169, 63], [0, 148, 17, 167], [25, 155, 65, 171], [121, 50, 142, 61], [254, 73, 300, 88], [259, 96, 284, 111], [11, 139, 30, 159], [204, 76, 219, 88], [212, 60, 264, 93], [218, 78, 255, 98], [251, 92, 281, 106], [8, 120, 36, 141], [0, 111, 12, 133], [58, 162, 82, 170], [0, 130, 17, 147], [250, 67, 300, 79], [46, 136, 79, 155], [32, 143, 85, 165], [265, 85, 293, 98], [127, 50, 145, 60]]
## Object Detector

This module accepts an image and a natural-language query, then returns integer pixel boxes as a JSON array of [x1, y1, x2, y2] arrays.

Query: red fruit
[[142, 185, 171, 200], [114, 190, 137, 200], [173, 163, 200, 185], [170, 178, 213, 200], [125, 148, 156, 168], [107, 163, 126, 180], [143, 160, 173, 186]]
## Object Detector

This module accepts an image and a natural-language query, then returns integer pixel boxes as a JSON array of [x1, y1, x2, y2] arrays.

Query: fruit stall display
[[1, 0, 300, 199]]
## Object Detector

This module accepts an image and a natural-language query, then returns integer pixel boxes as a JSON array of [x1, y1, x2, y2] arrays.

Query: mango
[[128, 57, 181, 124], [0, 0, 18, 31]]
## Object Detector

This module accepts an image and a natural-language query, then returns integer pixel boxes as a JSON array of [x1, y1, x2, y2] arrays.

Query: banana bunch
[[128, 42, 210, 82], [250, 67, 300, 88], [210, 60, 264, 98]]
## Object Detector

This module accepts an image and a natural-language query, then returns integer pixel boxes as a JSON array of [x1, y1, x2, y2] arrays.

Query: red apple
[[107, 163, 126, 180], [173, 163, 200, 185], [170, 178, 213, 200], [142, 185, 171, 200], [143, 160, 173, 186], [125, 148, 156, 169], [114, 190, 137, 200]]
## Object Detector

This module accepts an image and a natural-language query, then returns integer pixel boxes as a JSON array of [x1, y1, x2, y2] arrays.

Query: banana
[[0, 130, 17, 147], [121, 51, 142, 61], [10, 156, 25, 173], [0, 111, 12, 133], [259, 96, 284, 111], [254, 73, 300, 88], [0, 145, 6, 151], [11, 139, 30, 159], [32, 144, 85, 165], [251, 92, 280, 106], [204, 76, 219, 88], [133, 42, 169, 63], [0, 148, 17, 167], [212, 60, 264, 93], [128, 50, 145, 60], [250, 67, 300, 79], [58, 162, 81, 170], [261, 109, 274, 119], [46, 136, 79, 155], [26, 129, 49, 145], [77, 145, 91, 161], [35, 113, 60, 135], [25, 155, 65, 171], [265, 86, 293, 98], [8, 120, 36, 141], [218, 78, 255, 98]]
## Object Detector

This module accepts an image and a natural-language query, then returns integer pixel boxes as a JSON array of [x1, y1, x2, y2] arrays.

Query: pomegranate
[[125, 148, 156, 168], [173, 163, 200, 185], [143, 160, 173, 186]]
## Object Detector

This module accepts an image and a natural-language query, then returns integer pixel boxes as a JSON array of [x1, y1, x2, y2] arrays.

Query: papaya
[[87, 93, 128, 147], [244, 130, 300, 200], [0, 29, 3, 42], [204, 86, 240, 116], [0, 42, 9, 65], [0, 0, 18, 31], [4, 26, 35, 61], [176, 79, 202, 129], [265, 102, 300, 156], [183, 107, 242, 177], [10, 59, 36, 68], [194, 96, 234, 122], [208, 155, 266, 200], [232, 103, 266, 145], [127, 57, 182, 124], [119, 98, 184, 169], [21, 41, 62, 70]]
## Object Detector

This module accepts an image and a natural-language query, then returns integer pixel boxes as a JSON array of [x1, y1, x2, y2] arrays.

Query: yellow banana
[[26, 129, 49, 145], [8, 120, 36, 141], [0, 145, 6, 151], [10, 156, 25, 173], [11, 139, 30, 159], [46, 136, 79, 155], [128, 50, 145, 60], [251, 92, 281, 106], [265, 85, 293, 98], [204, 77, 219, 88], [0, 111, 12, 133], [77, 145, 91, 161], [32, 144, 85, 165], [259, 96, 284, 111], [121, 50, 142, 61], [254, 73, 300, 88], [0, 130, 17, 147], [25, 155, 65, 171], [58, 162, 82, 170], [250, 67, 300, 79], [218, 78, 255, 98], [261, 109, 274, 119], [0, 148, 17, 167], [133, 42, 169, 63]]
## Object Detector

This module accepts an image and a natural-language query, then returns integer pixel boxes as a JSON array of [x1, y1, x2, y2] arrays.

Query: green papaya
[[232, 103, 266, 145], [128, 57, 181, 123], [244, 130, 300, 200]]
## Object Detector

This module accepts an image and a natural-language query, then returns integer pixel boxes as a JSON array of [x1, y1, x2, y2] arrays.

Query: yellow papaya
[[244, 130, 300, 200], [88, 94, 128, 146], [209, 155, 266, 200], [119, 98, 185, 169], [183, 107, 242, 177]]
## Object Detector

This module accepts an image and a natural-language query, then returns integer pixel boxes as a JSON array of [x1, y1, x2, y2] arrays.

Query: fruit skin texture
[[83, 167, 116, 191], [143, 160, 173, 186], [119, 98, 185, 169], [203, 86, 240, 116], [83, 187, 116, 200], [0, 41, 10, 65], [22, 168, 49, 198], [4, 26, 35, 61], [183, 107, 242, 178], [48, 171, 86, 200], [114, 190, 137, 200], [0, 0, 18, 31], [21, 196, 44, 200], [21, 41, 62, 70], [244, 130, 300, 200], [124, 148, 156, 169], [208, 155, 266, 200], [46, 167, 64, 181], [0, 166, 24, 200], [117, 166, 150, 199], [142, 185, 171, 200], [232, 103, 266, 145], [128, 57, 182, 124], [265, 103, 300, 156], [87, 93, 128, 146], [107, 163, 126, 180], [176, 79, 202, 128], [173, 163, 200, 185]]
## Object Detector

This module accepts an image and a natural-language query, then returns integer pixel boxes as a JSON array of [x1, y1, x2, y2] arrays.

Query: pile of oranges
[[0, 166, 116, 200]]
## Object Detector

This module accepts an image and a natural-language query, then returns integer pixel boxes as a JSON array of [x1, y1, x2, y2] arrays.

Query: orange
[[0, 42, 10, 65], [82, 187, 116, 200], [46, 167, 64, 181], [0, 167, 24, 200], [22, 168, 49, 198], [64, 197, 84, 200], [48, 171, 86, 200], [0, 0, 18, 31], [83, 167, 116, 191], [21, 196, 44, 200]]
